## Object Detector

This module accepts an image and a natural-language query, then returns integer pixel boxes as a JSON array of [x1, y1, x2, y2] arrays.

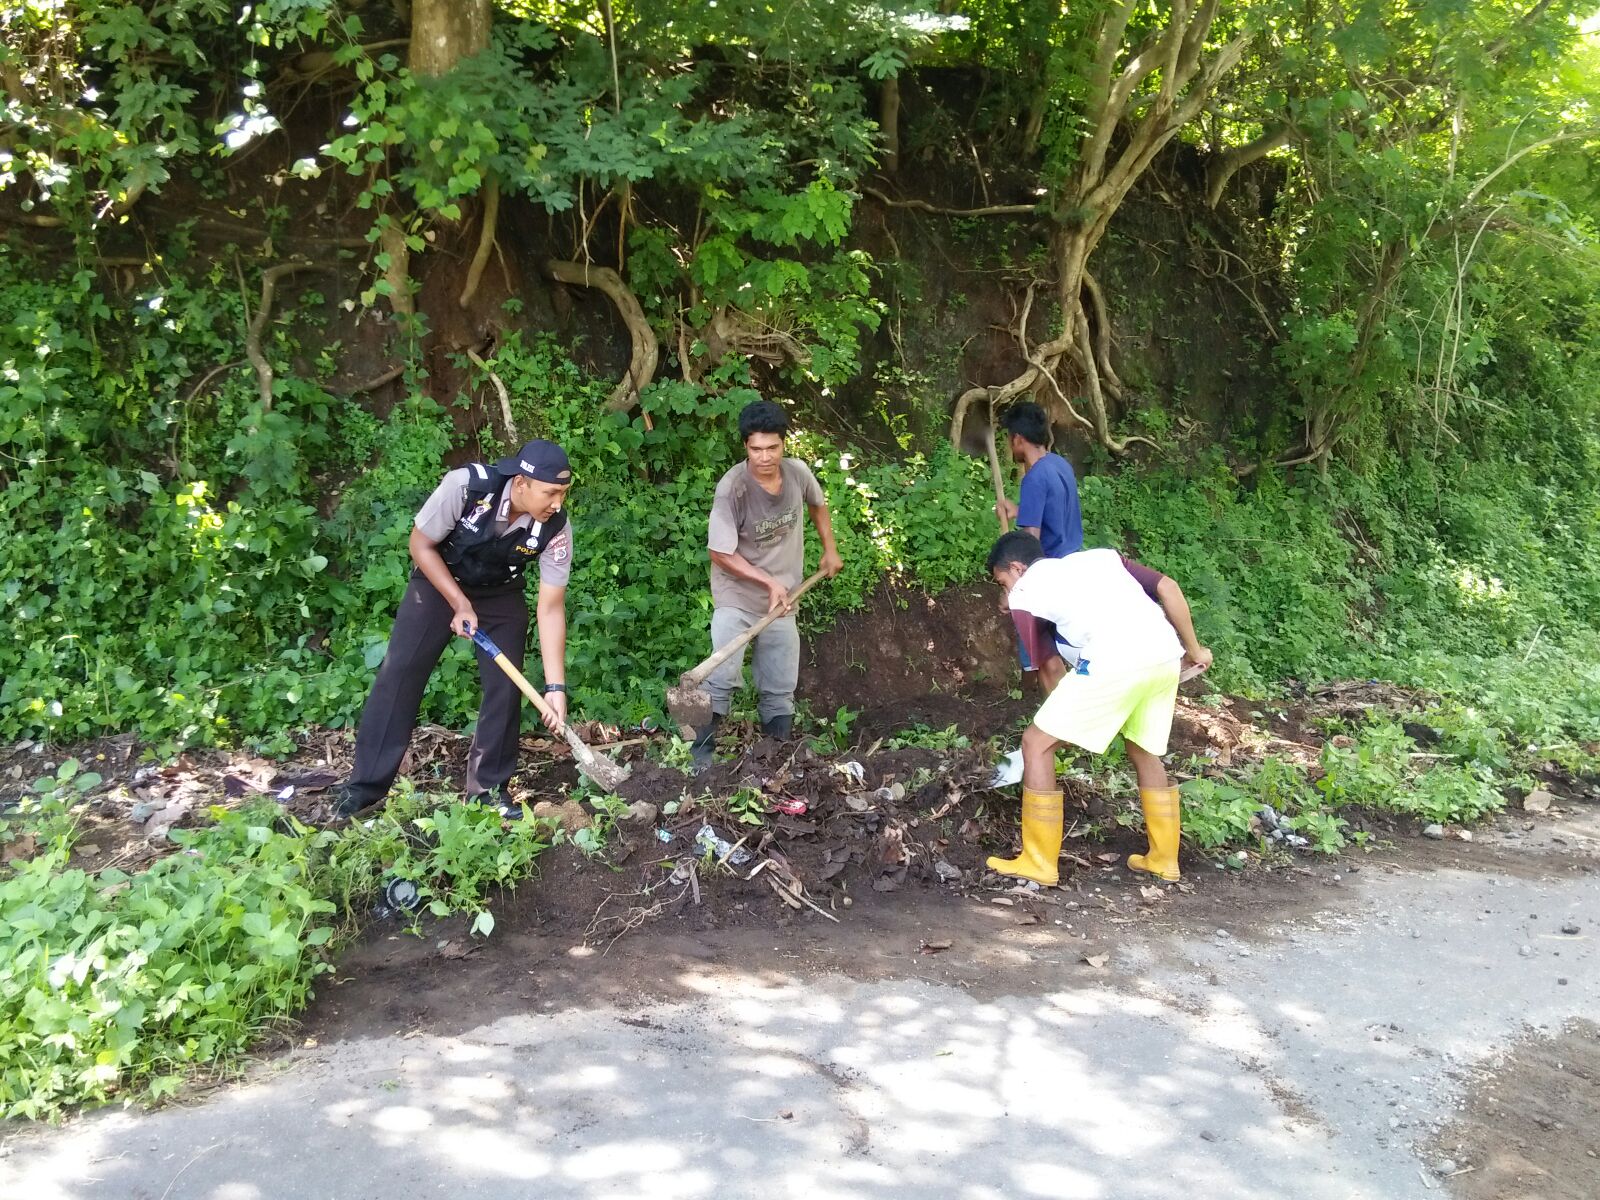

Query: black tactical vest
[[437, 463, 568, 590]]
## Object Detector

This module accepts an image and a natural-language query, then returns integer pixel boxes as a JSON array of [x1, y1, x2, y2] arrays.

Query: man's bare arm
[[1155, 575, 1213, 673]]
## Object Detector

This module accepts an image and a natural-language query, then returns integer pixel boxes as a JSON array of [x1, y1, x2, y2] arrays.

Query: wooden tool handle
[[492, 649, 565, 728], [985, 422, 1010, 533], [471, 628, 564, 729], [682, 569, 829, 688]]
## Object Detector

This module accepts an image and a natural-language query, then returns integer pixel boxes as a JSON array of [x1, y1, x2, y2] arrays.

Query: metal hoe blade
[[666, 677, 713, 740]]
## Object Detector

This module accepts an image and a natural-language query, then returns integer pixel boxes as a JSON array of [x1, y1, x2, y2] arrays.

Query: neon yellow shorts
[[1033, 659, 1181, 755]]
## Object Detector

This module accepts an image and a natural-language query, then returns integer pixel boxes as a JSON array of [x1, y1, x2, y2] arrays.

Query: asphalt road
[[4, 813, 1597, 1200]]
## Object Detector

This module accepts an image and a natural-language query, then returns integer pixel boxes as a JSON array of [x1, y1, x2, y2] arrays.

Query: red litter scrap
[[770, 795, 809, 816]]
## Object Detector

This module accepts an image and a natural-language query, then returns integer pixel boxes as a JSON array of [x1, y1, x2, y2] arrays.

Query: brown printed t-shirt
[[707, 458, 825, 612]]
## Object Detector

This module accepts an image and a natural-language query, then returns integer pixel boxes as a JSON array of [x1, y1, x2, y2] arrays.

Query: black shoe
[[761, 713, 793, 739], [689, 712, 725, 773], [332, 785, 382, 820], [467, 790, 519, 818]]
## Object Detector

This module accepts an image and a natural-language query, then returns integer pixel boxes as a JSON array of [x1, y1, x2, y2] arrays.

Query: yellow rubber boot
[[1128, 786, 1182, 882], [987, 787, 1063, 886]]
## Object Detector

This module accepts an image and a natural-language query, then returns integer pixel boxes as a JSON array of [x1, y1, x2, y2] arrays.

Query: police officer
[[333, 439, 575, 817]]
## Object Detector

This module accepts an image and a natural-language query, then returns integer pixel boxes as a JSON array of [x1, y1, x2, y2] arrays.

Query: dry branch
[[862, 186, 1037, 218], [466, 346, 517, 443], [182, 360, 246, 406], [343, 364, 406, 395]]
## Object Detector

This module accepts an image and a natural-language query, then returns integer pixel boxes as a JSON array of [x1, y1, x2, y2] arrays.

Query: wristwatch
[[544, 683, 567, 694]]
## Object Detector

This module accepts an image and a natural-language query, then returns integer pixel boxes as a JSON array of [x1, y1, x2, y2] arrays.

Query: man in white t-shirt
[[987, 531, 1213, 885]]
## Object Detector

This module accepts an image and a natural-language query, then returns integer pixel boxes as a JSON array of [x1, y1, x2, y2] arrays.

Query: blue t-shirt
[[1016, 452, 1083, 558]]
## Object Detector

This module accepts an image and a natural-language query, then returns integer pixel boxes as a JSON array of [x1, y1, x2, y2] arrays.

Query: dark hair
[[738, 399, 790, 441], [987, 530, 1045, 573], [1000, 401, 1050, 448]]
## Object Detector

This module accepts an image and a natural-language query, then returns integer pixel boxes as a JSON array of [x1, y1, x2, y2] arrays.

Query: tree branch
[[1205, 122, 1290, 207], [862, 186, 1037, 218]]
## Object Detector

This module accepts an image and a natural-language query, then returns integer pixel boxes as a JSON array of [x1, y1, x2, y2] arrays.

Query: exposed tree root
[[546, 259, 658, 413], [245, 260, 329, 411], [457, 176, 500, 309]]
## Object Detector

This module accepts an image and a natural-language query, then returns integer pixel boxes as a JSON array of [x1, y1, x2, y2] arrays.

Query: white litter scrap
[[990, 748, 1023, 788], [836, 760, 867, 786]]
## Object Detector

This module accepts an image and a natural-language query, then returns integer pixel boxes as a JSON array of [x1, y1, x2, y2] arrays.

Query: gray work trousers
[[705, 606, 800, 723]]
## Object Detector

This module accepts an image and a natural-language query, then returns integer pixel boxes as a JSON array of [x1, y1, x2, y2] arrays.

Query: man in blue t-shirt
[[996, 401, 1083, 557], [995, 401, 1083, 674]]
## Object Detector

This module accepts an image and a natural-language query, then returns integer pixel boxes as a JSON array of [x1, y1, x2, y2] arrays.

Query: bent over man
[[334, 440, 574, 817], [693, 400, 842, 768], [986, 531, 1212, 885]]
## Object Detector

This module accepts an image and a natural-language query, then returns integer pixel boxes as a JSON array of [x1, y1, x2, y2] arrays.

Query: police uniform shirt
[[414, 467, 574, 587]]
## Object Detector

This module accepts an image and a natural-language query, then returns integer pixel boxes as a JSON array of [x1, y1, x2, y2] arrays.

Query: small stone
[[1458, 830, 1473, 842], [621, 800, 658, 826], [129, 801, 159, 824], [1519, 945, 1533, 958], [1436, 1159, 1457, 1177], [1389, 1117, 1402, 1129], [1561, 921, 1581, 935], [1558, 978, 1568, 985], [1523, 789, 1554, 813], [1422, 824, 1445, 840], [842, 896, 853, 908], [934, 860, 962, 883], [1236, 947, 1252, 958], [532, 799, 592, 834], [1199, 1130, 1218, 1143]]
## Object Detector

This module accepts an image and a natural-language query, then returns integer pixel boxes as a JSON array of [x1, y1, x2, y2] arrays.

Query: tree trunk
[[409, 0, 492, 76], [950, 0, 1250, 456], [880, 76, 901, 175]]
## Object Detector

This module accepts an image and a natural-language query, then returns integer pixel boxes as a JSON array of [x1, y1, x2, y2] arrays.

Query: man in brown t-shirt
[[695, 400, 843, 767]]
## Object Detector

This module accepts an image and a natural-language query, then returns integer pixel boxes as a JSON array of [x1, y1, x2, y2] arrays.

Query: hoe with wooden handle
[[469, 627, 631, 793], [667, 569, 828, 739]]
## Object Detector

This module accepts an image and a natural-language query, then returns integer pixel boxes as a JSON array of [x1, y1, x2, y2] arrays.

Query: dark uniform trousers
[[345, 570, 531, 806]]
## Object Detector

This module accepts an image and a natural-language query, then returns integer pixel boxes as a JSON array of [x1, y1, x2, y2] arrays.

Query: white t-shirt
[[1007, 548, 1182, 676]]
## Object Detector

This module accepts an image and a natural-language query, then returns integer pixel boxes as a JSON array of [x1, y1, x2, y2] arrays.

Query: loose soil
[[5, 648, 1599, 1189], [1435, 1020, 1600, 1200]]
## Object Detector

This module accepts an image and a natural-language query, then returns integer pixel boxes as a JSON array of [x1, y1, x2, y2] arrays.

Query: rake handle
[[681, 569, 829, 689]]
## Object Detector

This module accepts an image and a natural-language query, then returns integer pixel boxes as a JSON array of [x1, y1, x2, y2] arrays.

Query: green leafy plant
[[807, 705, 861, 755], [724, 788, 769, 827], [0, 805, 337, 1118], [884, 724, 971, 751]]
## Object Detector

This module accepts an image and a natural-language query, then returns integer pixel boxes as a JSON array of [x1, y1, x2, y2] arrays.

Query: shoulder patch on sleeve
[[547, 528, 571, 564]]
